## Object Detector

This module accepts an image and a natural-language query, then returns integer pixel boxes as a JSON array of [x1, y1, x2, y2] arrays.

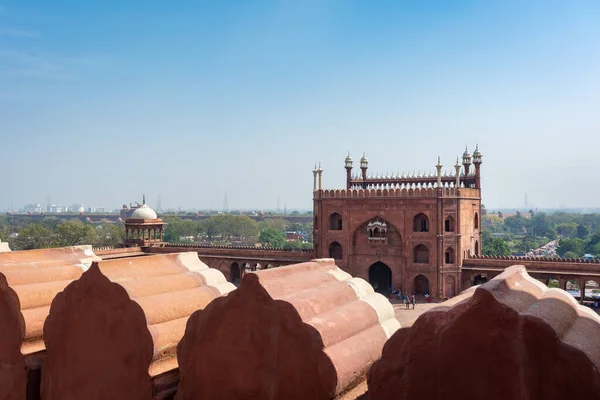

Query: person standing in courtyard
[[411, 294, 416, 309]]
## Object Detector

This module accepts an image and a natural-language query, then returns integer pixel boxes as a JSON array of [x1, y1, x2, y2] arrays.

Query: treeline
[[0, 216, 125, 250], [482, 211, 600, 258], [163, 215, 313, 249]]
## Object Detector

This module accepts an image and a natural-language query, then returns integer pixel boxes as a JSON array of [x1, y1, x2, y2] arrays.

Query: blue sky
[[1, 1, 599, 211]]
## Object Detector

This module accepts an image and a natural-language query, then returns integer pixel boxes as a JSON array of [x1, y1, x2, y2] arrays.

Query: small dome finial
[[142, 194, 146, 205]]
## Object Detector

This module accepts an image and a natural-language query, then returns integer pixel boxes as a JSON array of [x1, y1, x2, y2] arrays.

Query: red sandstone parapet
[[176, 258, 400, 400], [0, 245, 100, 400], [314, 187, 480, 199], [42, 252, 235, 400], [368, 265, 600, 400]]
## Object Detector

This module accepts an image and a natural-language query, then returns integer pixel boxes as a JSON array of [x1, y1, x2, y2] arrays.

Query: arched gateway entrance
[[369, 262, 392, 294], [230, 263, 241, 284]]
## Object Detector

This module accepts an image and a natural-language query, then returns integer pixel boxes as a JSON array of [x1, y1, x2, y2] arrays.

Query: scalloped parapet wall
[[313, 187, 480, 199], [368, 265, 600, 400], [467, 254, 600, 264], [42, 252, 235, 400], [176, 258, 400, 400], [162, 243, 314, 252], [0, 245, 101, 400]]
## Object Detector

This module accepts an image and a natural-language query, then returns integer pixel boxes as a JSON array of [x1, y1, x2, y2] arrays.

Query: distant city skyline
[[2, 1, 600, 210]]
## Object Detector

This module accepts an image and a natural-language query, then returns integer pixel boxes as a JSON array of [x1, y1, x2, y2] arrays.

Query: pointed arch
[[329, 212, 342, 231], [445, 247, 455, 264], [474, 212, 479, 229], [444, 215, 455, 232], [329, 241, 342, 260], [413, 213, 429, 232]]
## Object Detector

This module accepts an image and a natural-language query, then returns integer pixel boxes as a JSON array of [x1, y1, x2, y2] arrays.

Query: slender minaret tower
[[312, 163, 318, 192], [360, 153, 368, 189], [454, 157, 461, 188], [317, 162, 323, 190], [344, 152, 353, 190], [462, 146, 472, 177], [435, 157, 443, 188], [472, 144, 483, 189]]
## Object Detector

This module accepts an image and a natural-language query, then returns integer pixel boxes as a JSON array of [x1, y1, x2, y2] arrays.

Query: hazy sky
[[1, 1, 599, 211]]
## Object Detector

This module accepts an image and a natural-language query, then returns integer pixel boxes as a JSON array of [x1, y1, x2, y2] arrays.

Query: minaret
[[317, 162, 323, 190], [360, 153, 369, 189], [472, 144, 483, 189], [312, 163, 318, 192], [462, 146, 472, 177], [454, 157, 461, 188], [435, 157, 443, 188], [344, 152, 353, 190]]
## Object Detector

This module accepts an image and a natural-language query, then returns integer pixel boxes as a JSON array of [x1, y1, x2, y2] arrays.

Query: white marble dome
[[130, 203, 157, 219]]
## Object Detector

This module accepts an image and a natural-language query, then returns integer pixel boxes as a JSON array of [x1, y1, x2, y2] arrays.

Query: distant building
[[23, 204, 42, 213], [70, 204, 85, 213], [285, 231, 306, 241], [47, 205, 67, 213]]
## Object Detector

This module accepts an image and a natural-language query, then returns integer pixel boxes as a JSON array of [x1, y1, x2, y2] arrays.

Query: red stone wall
[[314, 190, 481, 298]]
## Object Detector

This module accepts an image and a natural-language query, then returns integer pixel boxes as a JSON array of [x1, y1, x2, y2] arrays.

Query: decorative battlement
[[162, 243, 314, 253], [467, 254, 600, 264], [314, 187, 480, 199]]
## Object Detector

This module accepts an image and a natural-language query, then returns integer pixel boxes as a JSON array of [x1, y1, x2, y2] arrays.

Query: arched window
[[413, 213, 429, 232], [329, 241, 343, 259], [413, 244, 429, 263], [445, 247, 455, 264], [445, 216, 455, 232], [474, 212, 479, 229], [475, 240, 479, 255], [329, 213, 342, 230]]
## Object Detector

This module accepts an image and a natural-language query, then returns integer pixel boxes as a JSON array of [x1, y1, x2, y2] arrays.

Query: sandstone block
[[368, 265, 600, 400], [0, 245, 100, 400], [42, 252, 235, 400], [176, 258, 400, 400]]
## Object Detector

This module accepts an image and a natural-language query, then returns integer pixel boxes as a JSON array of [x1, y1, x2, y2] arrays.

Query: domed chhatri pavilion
[[124, 196, 164, 247]]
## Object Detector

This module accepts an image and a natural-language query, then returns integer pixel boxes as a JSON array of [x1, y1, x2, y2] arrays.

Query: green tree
[[162, 217, 197, 242], [576, 224, 589, 239], [563, 251, 579, 259], [504, 215, 525, 234], [262, 218, 286, 231], [482, 232, 510, 256], [591, 242, 600, 257], [516, 235, 538, 254], [259, 228, 286, 248], [94, 223, 126, 247], [585, 231, 600, 253], [530, 213, 554, 237], [556, 238, 585, 257], [556, 223, 577, 238], [54, 220, 96, 247], [13, 223, 56, 250]]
